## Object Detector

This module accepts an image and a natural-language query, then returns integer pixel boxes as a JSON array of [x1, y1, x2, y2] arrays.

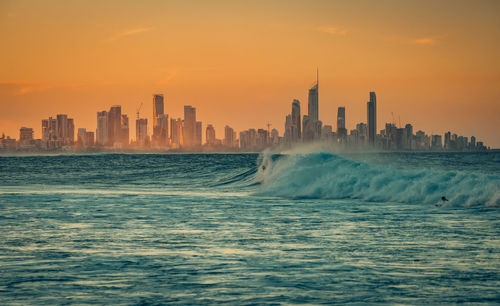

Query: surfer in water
[[436, 196, 449, 207]]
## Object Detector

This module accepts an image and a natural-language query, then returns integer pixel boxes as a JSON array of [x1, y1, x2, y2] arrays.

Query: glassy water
[[0, 152, 499, 304]]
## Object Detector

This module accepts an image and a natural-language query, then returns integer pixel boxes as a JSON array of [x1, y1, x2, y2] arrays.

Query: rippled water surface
[[0, 152, 499, 304]]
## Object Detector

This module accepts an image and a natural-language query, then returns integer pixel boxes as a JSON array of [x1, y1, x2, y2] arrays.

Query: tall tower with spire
[[303, 69, 321, 141], [307, 69, 319, 121]]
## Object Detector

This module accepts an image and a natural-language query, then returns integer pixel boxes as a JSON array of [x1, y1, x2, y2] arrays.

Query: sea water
[[0, 152, 499, 304]]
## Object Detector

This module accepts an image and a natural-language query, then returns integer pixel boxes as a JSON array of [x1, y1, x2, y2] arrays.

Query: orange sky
[[1, 0, 499, 147]]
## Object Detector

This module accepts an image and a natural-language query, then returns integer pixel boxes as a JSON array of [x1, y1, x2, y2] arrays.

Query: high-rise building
[[356, 123, 368, 144], [321, 125, 333, 141], [67, 118, 74, 145], [337, 107, 346, 131], [96, 106, 129, 147], [108, 105, 121, 146], [367, 92, 377, 145], [153, 94, 166, 144], [96, 111, 108, 146], [444, 131, 451, 150], [206, 124, 216, 146], [470, 136, 476, 150], [257, 129, 269, 147], [42, 117, 57, 142], [170, 118, 183, 147], [337, 107, 347, 140], [195, 121, 202, 147], [284, 114, 293, 143], [86, 131, 95, 147], [224, 125, 235, 148], [154, 114, 169, 146], [41, 114, 74, 147], [56, 114, 68, 143], [271, 128, 279, 145], [291, 99, 301, 141], [120, 114, 129, 146], [19, 127, 33, 144], [153, 94, 164, 127], [183, 106, 196, 148], [302, 115, 314, 142], [308, 77, 319, 121], [136, 118, 148, 146], [239, 130, 249, 149], [55, 114, 74, 145], [404, 124, 413, 149], [77, 128, 87, 147], [303, 73, 320, 142], [431, 135, 442, 150]]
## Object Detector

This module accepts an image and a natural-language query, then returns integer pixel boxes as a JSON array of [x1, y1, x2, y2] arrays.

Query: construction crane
[[136, 102, 143, 119]]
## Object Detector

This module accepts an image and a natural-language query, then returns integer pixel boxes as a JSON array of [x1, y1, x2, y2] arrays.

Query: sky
[[1, 0, 499, 147]]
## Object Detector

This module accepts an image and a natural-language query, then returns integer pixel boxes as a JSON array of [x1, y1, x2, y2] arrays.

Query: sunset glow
[[1, 0, 499, 147]]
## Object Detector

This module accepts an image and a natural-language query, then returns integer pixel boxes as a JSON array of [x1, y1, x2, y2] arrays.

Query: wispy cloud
[[155, 71, 178, 86], [108, 26, 155, 41], [315, 25, 347, 36], [0, 82, 80, 95], [408, 37, 438, 45]]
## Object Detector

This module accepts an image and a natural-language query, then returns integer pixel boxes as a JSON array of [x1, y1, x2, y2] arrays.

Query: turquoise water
[[0, 152, 499, 304]]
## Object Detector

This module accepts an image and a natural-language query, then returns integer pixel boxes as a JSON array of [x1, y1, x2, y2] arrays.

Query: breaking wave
[[256, 152, 500, 206]]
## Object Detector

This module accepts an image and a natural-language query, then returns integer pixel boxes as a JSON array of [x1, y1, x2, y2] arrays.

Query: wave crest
[[256, 152, 500, 206]]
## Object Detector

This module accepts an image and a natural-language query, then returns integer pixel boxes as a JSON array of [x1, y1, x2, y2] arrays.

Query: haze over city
[[1, 2, 500, 305], [1, 0, 499, 147]]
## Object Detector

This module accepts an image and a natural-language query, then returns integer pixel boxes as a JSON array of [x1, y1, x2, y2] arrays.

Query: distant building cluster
[[281, 80, 487, 152], [0, 75, 491, 152]]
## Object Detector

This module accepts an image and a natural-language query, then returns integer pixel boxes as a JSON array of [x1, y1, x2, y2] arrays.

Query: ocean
[[0, 151, 499, 304]]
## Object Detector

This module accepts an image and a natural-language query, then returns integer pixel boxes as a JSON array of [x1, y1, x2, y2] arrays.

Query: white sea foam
[[256, 151, 500, 206]]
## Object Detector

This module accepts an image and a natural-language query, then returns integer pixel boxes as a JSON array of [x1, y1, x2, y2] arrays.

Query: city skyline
[[0, 76, 491, 152], [1, 1, 499, 147]]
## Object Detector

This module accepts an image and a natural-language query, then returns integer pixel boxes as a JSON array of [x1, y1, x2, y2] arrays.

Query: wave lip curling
[[256, 152, 500, 206]]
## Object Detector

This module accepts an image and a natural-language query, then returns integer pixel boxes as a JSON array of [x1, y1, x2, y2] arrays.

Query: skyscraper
[[206, 124, 216, 146], [170, 118, 183, 148], [291, 99, 301, 141], [302, 115, 315, 141], [120, 114, 129, 146], [308, 80, 319, 121], [77, 128, 87, 147], [108, 105, 122, 146], [153, 94, 164, 127], [19, 127, 33, 144], [284, 114, 293, 143], [42, 117, 57, 143], [271, 128, 279, 145], [367, 91, 377, 145], [152, 94, 165, 144], [41, 114, 74, 147], [304, 72, 319, 141], [444, 131, 451, 150], [195, 121, 202, 147], [224, 125, 235, 148], [337, 107, 345, 131], [337, 107, 347, 141], [96, 111, 108, 146], [136, 118, 148, 146], [183, 105, 196, 148], [155, 114, 169, 146]]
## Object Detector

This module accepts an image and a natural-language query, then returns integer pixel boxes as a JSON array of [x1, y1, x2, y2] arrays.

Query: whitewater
[[257, 151, 500, 206], [0, 151, 499, 304]]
